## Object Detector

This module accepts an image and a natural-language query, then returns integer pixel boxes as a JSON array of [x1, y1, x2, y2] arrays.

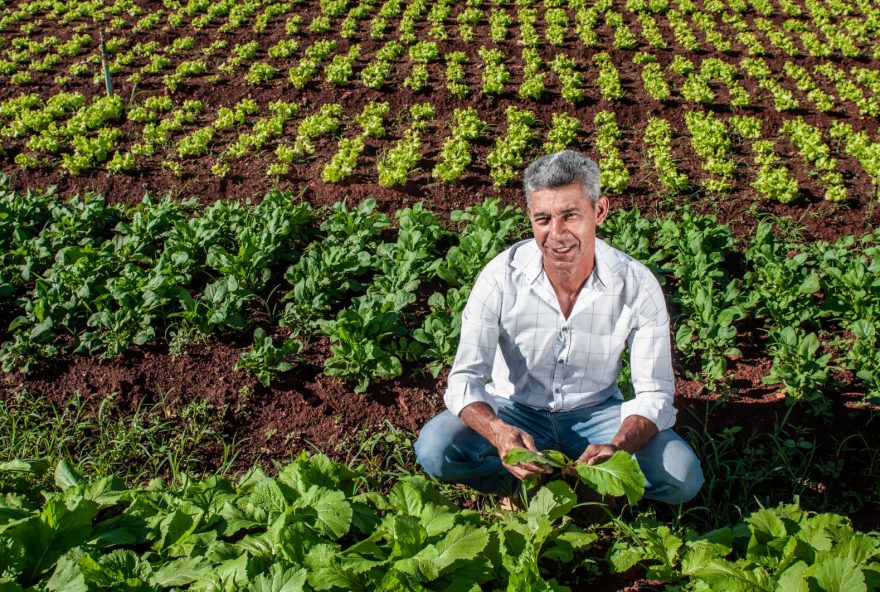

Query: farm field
[[1, 0, 880, 589]]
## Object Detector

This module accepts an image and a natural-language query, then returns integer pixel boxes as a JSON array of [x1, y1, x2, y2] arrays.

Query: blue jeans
[[415, 396, 704, 504]]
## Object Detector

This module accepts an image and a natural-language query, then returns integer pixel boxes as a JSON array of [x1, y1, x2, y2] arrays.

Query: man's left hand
[[576, 415, 660, 466], [578, 443, 618, 465]]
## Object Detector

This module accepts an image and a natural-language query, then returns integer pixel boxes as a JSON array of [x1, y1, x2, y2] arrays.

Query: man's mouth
[[550, 245, 573, 255]]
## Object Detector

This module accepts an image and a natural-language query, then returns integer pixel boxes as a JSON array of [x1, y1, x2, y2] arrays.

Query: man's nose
[[549, 217, 565, 237]]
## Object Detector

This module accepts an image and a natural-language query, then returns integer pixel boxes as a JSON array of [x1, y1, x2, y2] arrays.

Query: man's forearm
[[610, 415, 659, 454], [579, 414, 659, 465], [459, 402, 551, 479], [459, 402, 505, 447]]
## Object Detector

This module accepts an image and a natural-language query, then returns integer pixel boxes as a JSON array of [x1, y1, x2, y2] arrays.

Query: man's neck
[[543, 256, 595, 318]]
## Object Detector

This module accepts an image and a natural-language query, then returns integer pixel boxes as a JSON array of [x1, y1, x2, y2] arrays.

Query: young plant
[[235, 327, 303, 386], [503, 448, 645, 504]]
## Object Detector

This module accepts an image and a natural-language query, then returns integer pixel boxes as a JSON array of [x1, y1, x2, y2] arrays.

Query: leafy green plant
[[763, 326, 832, 413], [321, 295, 407, 392], [504, 448, 646, 504], [377, 130, 422, 187], [235, 327, 303, 386]]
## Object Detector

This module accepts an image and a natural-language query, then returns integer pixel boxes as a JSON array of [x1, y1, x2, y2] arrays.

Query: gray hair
[[523, 150, 601, 206]]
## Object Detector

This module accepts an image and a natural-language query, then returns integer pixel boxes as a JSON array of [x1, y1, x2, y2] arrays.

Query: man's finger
[[587, 454, 609, 465], [519, 431, 540, 452], [503, 461, 552, 479]]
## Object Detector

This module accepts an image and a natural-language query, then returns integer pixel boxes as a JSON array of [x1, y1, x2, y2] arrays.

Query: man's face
[[528, 183, 609, 277]]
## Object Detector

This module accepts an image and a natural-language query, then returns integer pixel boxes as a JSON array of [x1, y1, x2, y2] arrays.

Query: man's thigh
[[554, 398, 623, 459]]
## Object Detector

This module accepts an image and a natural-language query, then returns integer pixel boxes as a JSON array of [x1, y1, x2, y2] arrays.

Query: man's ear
[[595, 195, 610, 225]]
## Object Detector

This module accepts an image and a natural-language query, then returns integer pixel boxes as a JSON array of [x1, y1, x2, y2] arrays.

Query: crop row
[[2, 0, 879, 64], [2, 452, 879, 591], [1, 0, 880, 201], [1, 182, 878, 412], [3, 87, 879, 201]]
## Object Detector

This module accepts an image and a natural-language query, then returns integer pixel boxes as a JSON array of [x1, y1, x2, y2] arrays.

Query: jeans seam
[[548, 410, 561, 451]]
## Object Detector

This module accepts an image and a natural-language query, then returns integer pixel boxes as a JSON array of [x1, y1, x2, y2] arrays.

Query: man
[[415, 151, 704, 504]]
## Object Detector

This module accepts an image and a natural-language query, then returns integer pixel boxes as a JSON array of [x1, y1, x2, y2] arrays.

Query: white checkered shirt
[[445, 237, 677, 431]]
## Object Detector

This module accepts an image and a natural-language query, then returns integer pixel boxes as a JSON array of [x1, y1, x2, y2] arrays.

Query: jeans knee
[[414, 414, 455, 479], [414, 435, 439, 478], [660, 457, 704, 504], [678, 460, 705, 503]]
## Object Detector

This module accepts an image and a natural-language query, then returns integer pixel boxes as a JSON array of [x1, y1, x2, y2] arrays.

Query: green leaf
[[192, 553, 250, 591], [387, 478, 456, 536], [294, 487, 352, 540], [395, 524, 489, 581], [0, 460, 50, 476], [688, 559, 773, 591], [502, 448, 562, 468], [150, 557, 214, 587], [607, 540, 643, 573], [89, 514, 150, 548], [808, 557, 866, 592], [45, 551, 87, 592], [19, 497, 99, 583], [527, 481, 576, 521], [775, 561, 809, 592], [249, 477, 290, 519], [248, 564, 308, 592], [573, 451, 645, 504], [54, 460, 81, 490], [304, 544, 358, 591]]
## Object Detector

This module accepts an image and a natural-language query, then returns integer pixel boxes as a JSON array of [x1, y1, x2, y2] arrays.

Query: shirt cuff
[[444, 382, 491, 417], [620, 394, 677, 432]]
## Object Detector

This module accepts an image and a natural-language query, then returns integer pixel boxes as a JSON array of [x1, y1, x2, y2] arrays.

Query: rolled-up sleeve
[[620, 273, 677, 431], [444, 266, 503, 416]]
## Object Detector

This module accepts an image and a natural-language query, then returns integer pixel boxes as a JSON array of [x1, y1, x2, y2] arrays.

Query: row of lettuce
[[1, 182, 879, 410], [2, 453, 879, 591]]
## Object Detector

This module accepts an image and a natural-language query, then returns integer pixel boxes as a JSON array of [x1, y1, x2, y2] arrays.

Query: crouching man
[[415, 151, 704, 504]]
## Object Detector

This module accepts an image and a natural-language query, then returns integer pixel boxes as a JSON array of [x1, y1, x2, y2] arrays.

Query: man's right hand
[[459, 402, 553, 481]]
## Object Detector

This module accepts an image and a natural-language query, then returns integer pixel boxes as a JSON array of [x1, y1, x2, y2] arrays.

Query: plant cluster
[[593, 111, 630, 194], [444, 50, 469, 99], [643, 117, 689, 193], [635, 53, 671, 101], [518, 48, 545, 100], [729, 115, 800, 204], [376, 104, 433, 187], [549, 54, 585, 104], [740, 57, 800, 112], [416, 199, 529, 376], [486, 106, 538, 186], [593, 52, 626, 100], [684, 110, 735, 195], [781, 117, 847, 203], [0, 451, 662, 591], [543, 112, 581, 154], [478, 46, 510, 96], [432, 107, 487, 183]]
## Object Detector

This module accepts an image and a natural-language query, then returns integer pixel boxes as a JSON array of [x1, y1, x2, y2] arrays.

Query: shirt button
[[555, 388, 561, 393], [558, 359, 564, 364]]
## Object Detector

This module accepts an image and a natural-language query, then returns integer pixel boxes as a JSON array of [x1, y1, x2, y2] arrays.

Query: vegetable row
[[1, 183, 878, 412], [2, 453, 878, 591]]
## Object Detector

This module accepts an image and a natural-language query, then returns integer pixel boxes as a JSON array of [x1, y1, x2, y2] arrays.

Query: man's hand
[[460, 402, 552, 481], [578, 443, 618, 465], [492, 422, 552, 480], [577, 415, 659, 466]]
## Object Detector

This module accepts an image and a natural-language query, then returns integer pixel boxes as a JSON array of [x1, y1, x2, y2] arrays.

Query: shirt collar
[[514, 238, 611, 291]]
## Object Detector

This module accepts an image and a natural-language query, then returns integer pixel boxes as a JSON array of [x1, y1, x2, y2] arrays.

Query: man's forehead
[[528, 189, 593, 213]]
